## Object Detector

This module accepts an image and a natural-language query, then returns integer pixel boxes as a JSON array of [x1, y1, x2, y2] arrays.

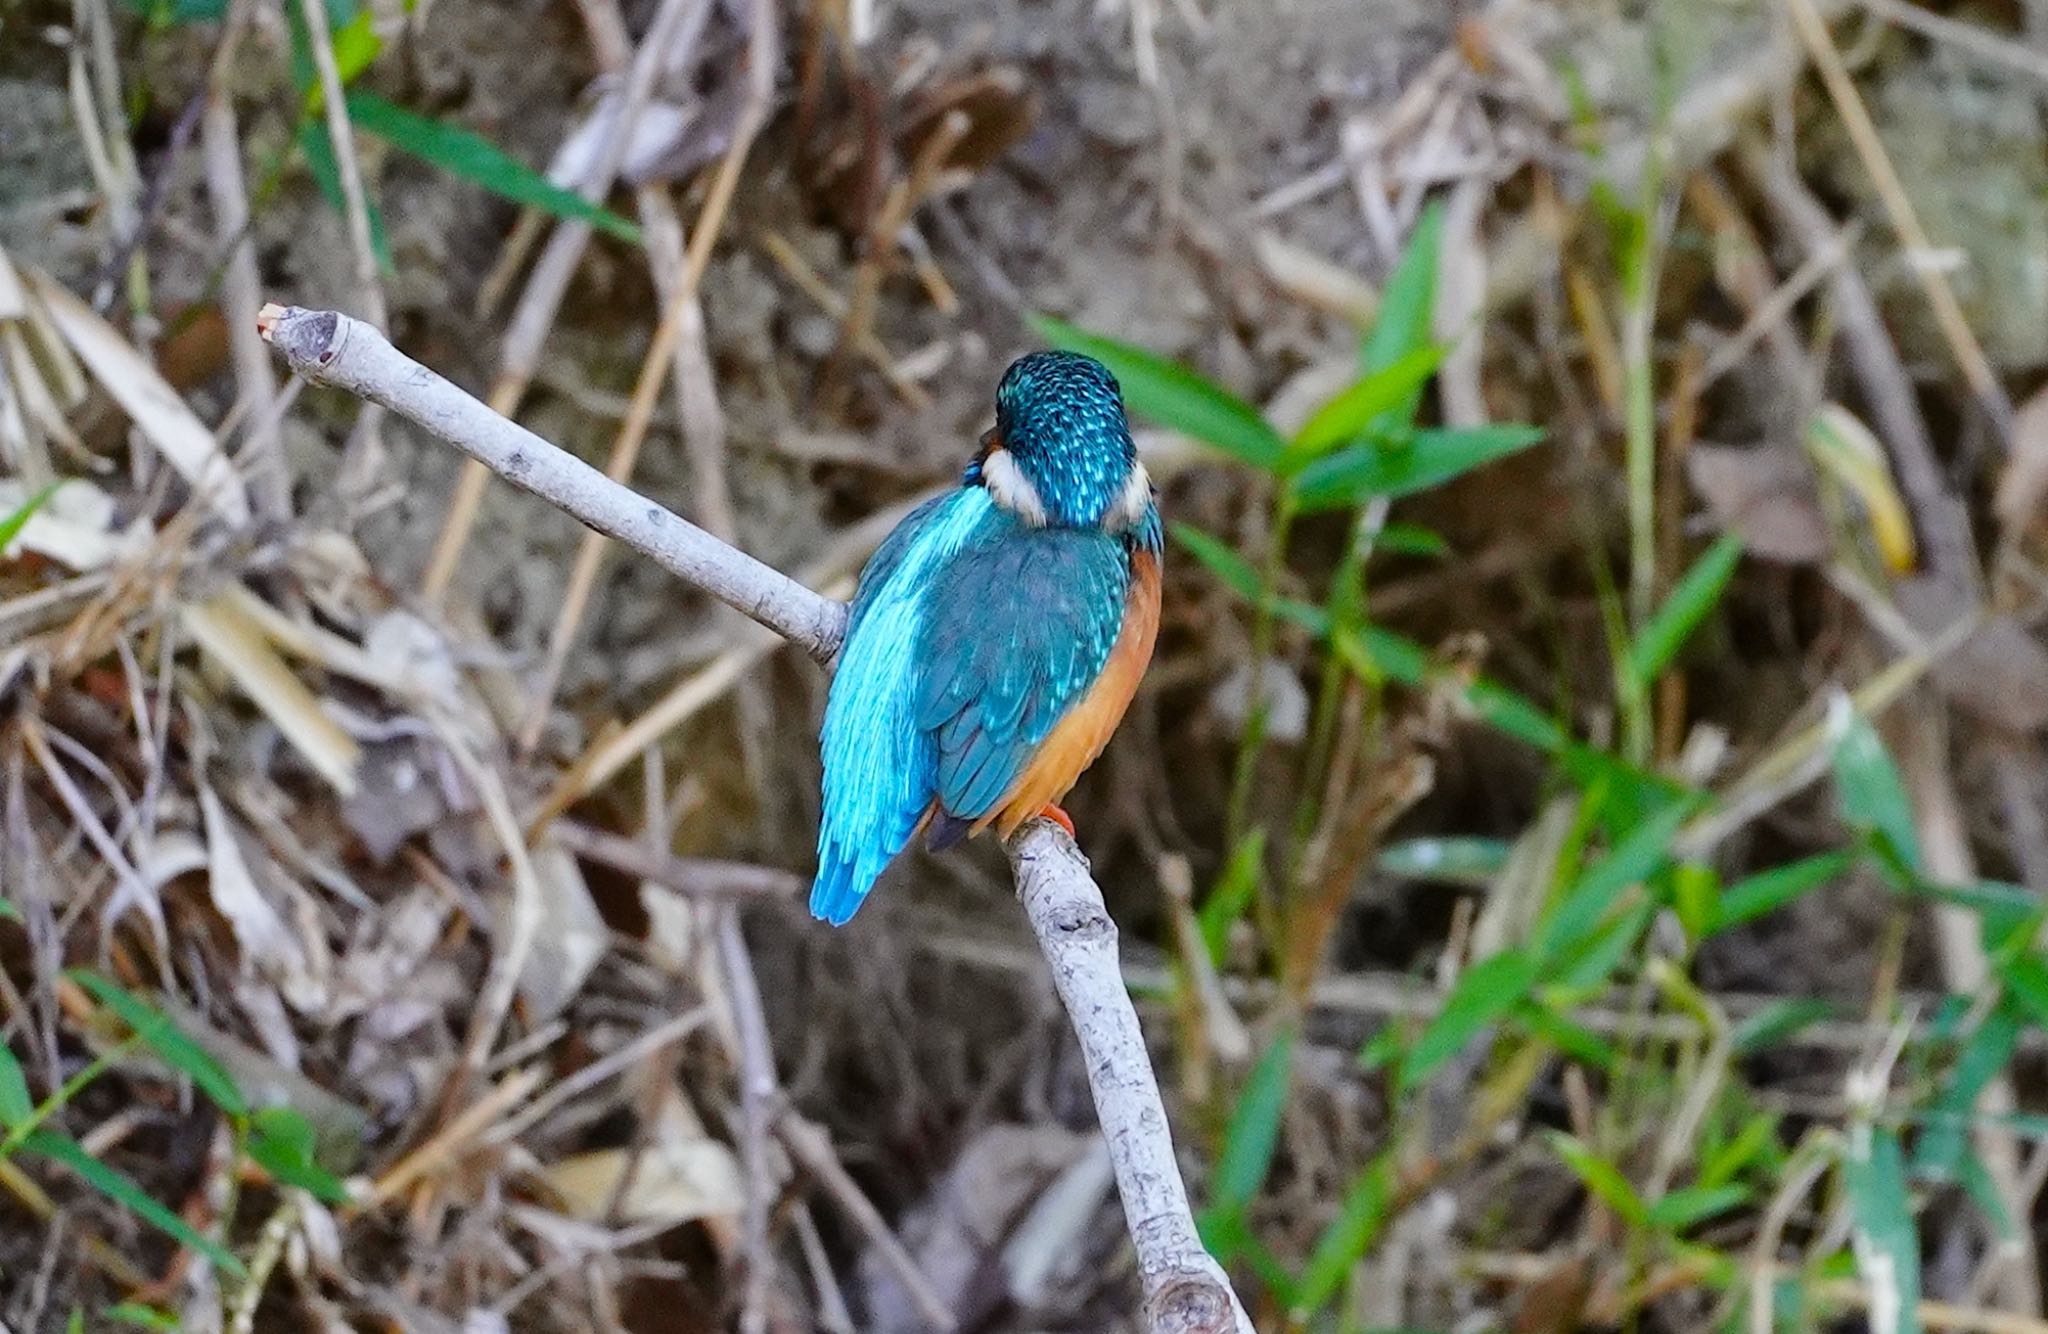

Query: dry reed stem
[[260, 303, 1253, 1333], [518, 0, 774, 749], [419, 0, 707, 605], [1781, 0, 2012, 436]]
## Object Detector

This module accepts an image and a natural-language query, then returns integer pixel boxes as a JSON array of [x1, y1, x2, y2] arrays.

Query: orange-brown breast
[[984, 549, 1161, 839]]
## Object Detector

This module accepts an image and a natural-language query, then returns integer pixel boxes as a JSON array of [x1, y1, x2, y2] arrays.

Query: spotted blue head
[[970, 351, 1156, 543]]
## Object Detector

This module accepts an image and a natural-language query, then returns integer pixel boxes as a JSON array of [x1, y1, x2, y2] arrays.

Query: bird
[[810, 350, 1163, 926]]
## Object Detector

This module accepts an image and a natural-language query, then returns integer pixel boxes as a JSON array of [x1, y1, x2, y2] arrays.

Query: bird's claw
[[1038, 804, 1076, 838]]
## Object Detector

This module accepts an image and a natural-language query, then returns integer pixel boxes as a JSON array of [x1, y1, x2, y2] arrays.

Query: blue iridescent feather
[[811, 350, 1160, 925]]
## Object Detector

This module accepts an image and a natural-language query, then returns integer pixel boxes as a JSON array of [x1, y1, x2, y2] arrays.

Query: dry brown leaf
[[201, 784, 325, 1011], [1253, 231, 1379, 325], [181, 592, 362, 796], [0, 245, 27, 320], [1996, 383, 2048, 539], [1686, 443, 1829, 565], [27, 269, 250, 525], [542, 1086, 743, 1225], [516, 840, 608, 1023]]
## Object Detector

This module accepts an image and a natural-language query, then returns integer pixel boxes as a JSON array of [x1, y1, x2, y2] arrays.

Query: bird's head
[[971, 351, 1154, 537]]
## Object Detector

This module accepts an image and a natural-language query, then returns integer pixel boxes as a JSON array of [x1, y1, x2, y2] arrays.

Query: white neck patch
[[980, 448, 1049, 527]]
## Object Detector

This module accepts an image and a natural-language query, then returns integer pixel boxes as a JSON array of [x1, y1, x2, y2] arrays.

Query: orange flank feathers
[[986, 549, 1161, 839]]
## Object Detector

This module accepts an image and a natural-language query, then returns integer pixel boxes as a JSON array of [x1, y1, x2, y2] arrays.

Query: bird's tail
[[810, 840, 892, 926]]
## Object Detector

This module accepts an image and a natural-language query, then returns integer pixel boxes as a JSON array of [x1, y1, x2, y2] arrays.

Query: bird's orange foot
[[1038, 804, 1076, 838]]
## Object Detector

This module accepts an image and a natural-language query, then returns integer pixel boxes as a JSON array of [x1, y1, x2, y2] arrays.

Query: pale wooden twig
[[199, 94, 288, 521], [259, 303, 1252, 1334], [259, 306, 846, 660], [1781, 0, 2014, 438], [294, 0, 388, 491]]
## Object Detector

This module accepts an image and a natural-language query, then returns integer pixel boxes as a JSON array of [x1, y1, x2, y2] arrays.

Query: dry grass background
[[7, 0, 2048, 1330]]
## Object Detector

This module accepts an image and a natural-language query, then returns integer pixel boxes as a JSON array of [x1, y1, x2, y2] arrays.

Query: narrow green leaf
[[1830, 702, 1922, 876], [247, 1106, 350, 1204], [1732, 997, 1837, 1054], [1198, 829, 1266, 966], [24, 1129, 245, 1275], [344, 92, 642, 244], [1999, 954, 2048, 1029], [298, 123, 392, 272], [0, 1045, 30, 1129], [1545, 898, 1653, 994], [1519, 1004, 1618, 1071], [1546, 1131, 1648, 1226], [1170, 522, 1266, 605], [1293, 1147, 1398, 1313], [103, 1304, 181, 1331], [0, 483, 60, 553], [1534, 797, 1696, 962], [1285, 344, 1446, 465], [1699, 1111, 1783, 1189], [1028, 315, 1285, 470], [1916, 998, 2021, 1184], [1625, 532, 1743, 693], [1377, 836, 1511, 888], [1376, 523, 1449, 558], [1209, 1028, 1295, 1214], [1646, 1183, 1748, 1231], [1170, 523, 1329, 634], [1400, 948, 1538, 1091], [1290, 424, 1544, 512], [1843, 1125, 1922, 1334], [1362, 203, 1444, 382], [67, 971, 248, 1117], [1713, 850, 1856, 932], [1954, 1146, 2016, 1240]]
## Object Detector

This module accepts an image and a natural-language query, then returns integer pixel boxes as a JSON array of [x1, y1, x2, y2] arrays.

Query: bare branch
[[257, 303, 1252, 1334], [257, 305, 847, 663]]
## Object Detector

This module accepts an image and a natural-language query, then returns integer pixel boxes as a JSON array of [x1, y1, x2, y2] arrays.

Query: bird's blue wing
[[915, 519, 1130, 823], [813, 489, 997, 925]]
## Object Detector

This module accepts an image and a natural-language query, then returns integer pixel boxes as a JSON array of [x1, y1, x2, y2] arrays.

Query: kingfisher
[[810, 351, 1164, 925]]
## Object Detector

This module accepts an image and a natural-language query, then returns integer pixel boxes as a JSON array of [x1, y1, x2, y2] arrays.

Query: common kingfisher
[[811, 351, 1164, 925]]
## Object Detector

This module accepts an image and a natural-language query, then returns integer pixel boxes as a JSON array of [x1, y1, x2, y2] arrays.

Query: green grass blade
[[1829, 701, 1922, 877], [24, 1129, 245, 1275], [1915, 999, 2022, 1183], [1292, 1146, 1398, 1314], [1732, 997, 1837, 1054], [1399, 948, 1538, 1092], [247, 1106, 350, 1203], [298, 123, 392, 272], [1625, 531, 1743, 694], [344, 92, 641, 244], [1289, 424, 1543, 512], [1028, 315, 1286, 470], [0, 483, 60, 553], [1361, 204, 1443, 381], [1843, 1125, 1923, 1334], [67, 971, 248, 1117], [1646, 1183, 1748, 1231], [1199, 828, 1266, 965], [1203, 1026, 1295, 1247], [1712, 850, 1857, 932], [102, 1304, 181, 1331], [1534, 796, 1695, 962], [1546, 1131, 1647, 1226], [1284, 344, 1446, 465], [0, 1045, 30, 1130]]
